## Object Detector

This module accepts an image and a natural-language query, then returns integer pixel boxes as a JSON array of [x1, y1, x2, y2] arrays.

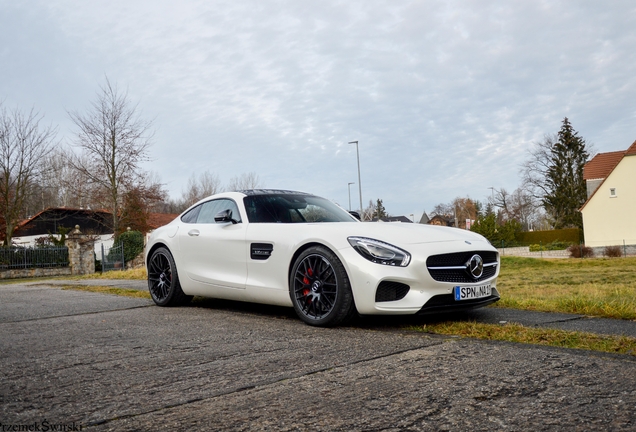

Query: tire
[[147, 247, 192, 306], [289, 246, 356, 327]]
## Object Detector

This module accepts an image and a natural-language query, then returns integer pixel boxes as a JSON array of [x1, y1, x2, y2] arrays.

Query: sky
[[1, 0, 635, 220]]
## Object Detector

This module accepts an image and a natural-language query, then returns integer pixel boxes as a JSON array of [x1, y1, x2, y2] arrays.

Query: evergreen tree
[[543, 118, 589, 229], [375, 199, 388, 220]]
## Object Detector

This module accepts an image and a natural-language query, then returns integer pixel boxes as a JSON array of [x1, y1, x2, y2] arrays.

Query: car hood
[[310, 222, 491, 247]]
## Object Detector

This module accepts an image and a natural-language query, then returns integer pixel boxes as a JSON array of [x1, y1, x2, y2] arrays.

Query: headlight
[[347, 237, 411, 267]]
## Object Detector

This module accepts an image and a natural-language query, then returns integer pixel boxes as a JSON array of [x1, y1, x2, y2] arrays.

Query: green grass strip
[[61, 285, 151, 299], [407, 321, 636, 356]]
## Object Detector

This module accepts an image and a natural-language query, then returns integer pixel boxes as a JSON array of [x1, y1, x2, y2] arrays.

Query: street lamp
[[347, 182, 355, 211], [348, 140, 363, 215]]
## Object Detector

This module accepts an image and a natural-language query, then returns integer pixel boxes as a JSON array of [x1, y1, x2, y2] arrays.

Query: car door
[[178, 198, 247, 290]]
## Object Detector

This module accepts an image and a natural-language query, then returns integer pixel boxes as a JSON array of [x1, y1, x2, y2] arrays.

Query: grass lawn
[[408, 321, 636, 356], [74, 267, 147, 280], [495, 256, 636, 320], [409, 256, 636, 356]]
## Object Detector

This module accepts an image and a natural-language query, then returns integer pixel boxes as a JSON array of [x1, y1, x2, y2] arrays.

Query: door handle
[[188, 229, 200, 237]]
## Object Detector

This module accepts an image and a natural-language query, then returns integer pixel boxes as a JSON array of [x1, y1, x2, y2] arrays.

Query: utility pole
[[348, 140, 363, 216]]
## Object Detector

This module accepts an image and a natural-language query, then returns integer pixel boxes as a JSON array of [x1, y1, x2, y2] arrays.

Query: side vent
[[251, 243, 273, 260], [375, 281, 410, 302]]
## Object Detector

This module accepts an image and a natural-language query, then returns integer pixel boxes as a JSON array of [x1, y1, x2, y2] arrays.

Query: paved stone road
[[1, 282, 635, 431], [46, 278, 636, 338]]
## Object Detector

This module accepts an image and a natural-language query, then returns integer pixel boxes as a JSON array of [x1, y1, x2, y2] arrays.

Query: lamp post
[[347, 182, 355, 211], [348, 141, 363, 216]]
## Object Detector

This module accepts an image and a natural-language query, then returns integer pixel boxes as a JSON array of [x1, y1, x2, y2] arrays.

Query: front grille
[[426, 250, 498, 283], [375, 281, 410, 302], [427, 250, 498, 267]]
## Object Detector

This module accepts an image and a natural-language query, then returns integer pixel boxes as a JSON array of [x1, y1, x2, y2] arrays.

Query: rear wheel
[[290, 246, 355, 327], [147, 247, 192, 306]]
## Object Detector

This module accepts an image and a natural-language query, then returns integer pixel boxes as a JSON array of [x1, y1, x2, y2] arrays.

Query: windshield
[[244, 194, 357, 223]]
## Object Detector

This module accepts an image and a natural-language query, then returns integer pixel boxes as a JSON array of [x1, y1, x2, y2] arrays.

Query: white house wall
[[582, 155, 636, 247]]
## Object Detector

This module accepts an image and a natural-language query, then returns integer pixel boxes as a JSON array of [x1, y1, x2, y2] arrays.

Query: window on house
[[609, 188, 617, 197]]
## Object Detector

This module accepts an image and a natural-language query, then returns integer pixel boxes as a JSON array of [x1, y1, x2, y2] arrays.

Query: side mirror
[[214, 209, 238, 224], [349, 211, 361, 221]]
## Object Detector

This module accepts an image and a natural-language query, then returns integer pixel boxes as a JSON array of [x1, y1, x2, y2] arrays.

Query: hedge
[[515, 228, 583, 246], [116, 230, 145, 263]]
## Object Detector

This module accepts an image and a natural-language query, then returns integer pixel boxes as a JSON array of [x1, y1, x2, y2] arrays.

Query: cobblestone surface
[[1, 283, 634, 431]]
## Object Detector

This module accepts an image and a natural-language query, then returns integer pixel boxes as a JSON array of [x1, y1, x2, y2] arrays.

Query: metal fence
[[101, 242, 125, 272], [0, 246, 69, 270]]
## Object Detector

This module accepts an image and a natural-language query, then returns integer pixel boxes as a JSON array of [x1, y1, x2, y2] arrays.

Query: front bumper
[[337, 240, 500, 315], [417, 288, 500, 315]]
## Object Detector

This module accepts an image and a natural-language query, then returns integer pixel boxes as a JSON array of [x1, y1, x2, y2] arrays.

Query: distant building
[[13, 208, 112, 240], [11, 208, 178, 252], [372, 216, 413, 223], [580, 140, 636, 247], [428, 215, 454, 227]]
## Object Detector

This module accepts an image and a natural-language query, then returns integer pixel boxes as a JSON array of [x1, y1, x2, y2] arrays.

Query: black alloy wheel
[[147, 247, 192, 306], [290, 246, 355, 326]]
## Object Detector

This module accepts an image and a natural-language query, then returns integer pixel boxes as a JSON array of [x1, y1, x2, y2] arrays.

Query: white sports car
[[146, 189, 500, 326]]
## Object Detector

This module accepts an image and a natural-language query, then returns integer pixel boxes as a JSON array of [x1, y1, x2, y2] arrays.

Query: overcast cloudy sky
[[1, 1, 635, 219]]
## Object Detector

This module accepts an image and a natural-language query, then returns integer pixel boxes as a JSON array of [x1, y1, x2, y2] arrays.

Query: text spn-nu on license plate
[[454, 284, 491, 301]]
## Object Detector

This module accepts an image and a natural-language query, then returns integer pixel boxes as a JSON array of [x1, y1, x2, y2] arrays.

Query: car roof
[[239, 189, 313, 196]]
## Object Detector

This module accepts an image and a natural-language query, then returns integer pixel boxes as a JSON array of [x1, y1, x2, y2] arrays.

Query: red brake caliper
[[302, 268, 313, 299]]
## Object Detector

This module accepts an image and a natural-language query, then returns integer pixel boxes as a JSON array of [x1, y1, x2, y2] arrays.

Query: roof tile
[[583, 150, 625, 180], [148, 213, 178, 229]]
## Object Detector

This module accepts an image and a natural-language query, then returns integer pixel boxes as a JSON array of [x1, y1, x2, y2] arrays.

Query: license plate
[[454, 284, 491, 301]]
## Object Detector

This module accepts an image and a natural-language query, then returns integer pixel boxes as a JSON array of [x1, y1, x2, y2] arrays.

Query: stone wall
[[0, 267, 72, 280], [498, 244, 636, 258], [497, 246, 570, 258], [590, 244, 636, 257], [126, 252, 146, 270]]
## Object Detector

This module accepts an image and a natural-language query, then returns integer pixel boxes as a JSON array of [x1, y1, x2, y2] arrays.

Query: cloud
[[1, 0, 635, 217]]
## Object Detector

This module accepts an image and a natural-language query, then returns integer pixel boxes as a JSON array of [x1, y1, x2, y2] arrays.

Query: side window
[[196, 199, 242, 224], [181, 205, 201, 224]]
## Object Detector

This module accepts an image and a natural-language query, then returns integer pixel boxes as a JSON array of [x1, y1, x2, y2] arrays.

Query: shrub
[[529, 240, 573, 252], [603, 245, 622, 258], [116, 230, 145, 263], [567, 244, 594, 258]]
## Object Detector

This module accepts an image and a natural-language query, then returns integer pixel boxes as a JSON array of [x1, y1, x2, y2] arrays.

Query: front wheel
[[147, 247, 192, 306], [289, 246, 356, 327]]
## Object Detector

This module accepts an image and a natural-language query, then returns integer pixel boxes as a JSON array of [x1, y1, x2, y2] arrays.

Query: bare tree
[[67, 78, 154, 235], [182, 170, 221, 207], [452, 197, 478, 228], [361, 199, 376, 221], [430, 197, 478, 228], [25, 148, 93, 212], [0, 104, 56, 245], [226, 172, 261, 191], [430, 202, 454, 218], [521, 134, 556, 201], [489, 187, 542, 231]]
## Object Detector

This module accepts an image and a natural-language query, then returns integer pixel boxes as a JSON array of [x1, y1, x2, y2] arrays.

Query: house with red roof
[[12, 208, 178, 252], [580, 140, 636, 248]]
